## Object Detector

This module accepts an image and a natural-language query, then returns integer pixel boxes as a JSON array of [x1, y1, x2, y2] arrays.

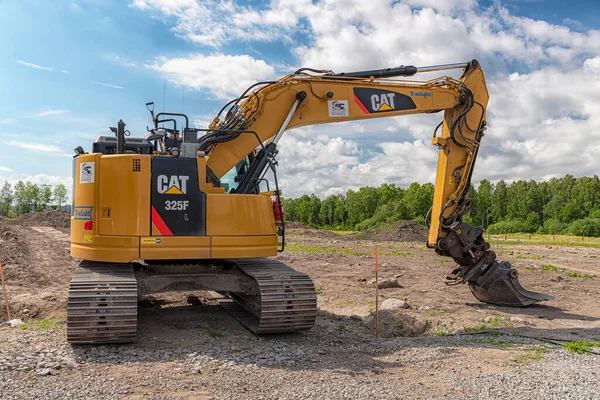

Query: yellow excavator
[[68, 59, 552, 344]]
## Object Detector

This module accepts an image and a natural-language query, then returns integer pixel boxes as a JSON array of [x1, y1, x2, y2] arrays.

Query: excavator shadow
[[68, 300, 600, 374], [466, 302, 600, 322]]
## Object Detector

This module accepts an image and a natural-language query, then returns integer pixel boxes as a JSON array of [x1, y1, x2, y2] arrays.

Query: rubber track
[[216, 258, 317, 334], [67, 262, 138, 344]]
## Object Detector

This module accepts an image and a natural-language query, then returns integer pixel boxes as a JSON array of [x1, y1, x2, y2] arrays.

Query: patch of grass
[[562, 340, 600, 354], [333, 297, 358, 308], [205, 327, 224, 338], [537, 264, 595, 279], [327, 230, 357, 236], [515, 253, 542, 260], [18, 316, 65, 331], [431, 325, 453, 336], [336, 323, 352, 333], [488, 233, 600, 248], [286, 244, 368, 256], [422, 308, 442, 317], [516, 347, 547, 364], [462, 313, 509, 333], [315, 287, 323, 295], [388, 250, 411, 256], [569, 331, 579, 335], [540, 264, 562, 272]]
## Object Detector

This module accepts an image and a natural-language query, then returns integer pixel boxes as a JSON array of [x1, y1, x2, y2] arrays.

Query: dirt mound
[[285, 221, 310, 229], [364, 309, 429, 337], [14, 209, 70, 229], [357, 220, 428, 242], [0, 219, 29, 269]]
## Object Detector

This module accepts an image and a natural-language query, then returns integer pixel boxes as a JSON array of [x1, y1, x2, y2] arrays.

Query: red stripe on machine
[[151, 206, 173, 236], [354, 94, 370, 114]]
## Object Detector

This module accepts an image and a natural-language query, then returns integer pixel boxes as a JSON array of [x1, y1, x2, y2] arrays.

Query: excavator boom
[[202, 59, 552, 307]]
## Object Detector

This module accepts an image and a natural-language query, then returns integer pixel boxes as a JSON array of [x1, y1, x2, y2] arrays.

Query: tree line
[[0, 181, 69, 217], [283, 175, 600, 237]]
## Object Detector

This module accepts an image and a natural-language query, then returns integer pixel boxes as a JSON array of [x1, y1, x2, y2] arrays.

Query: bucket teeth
[[468, 261, 554, 307]]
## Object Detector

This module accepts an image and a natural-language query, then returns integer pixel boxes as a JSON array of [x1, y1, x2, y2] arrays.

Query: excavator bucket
[[468, 261, 554, 307]]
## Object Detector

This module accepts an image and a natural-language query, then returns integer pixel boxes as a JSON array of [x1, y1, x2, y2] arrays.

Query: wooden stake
[[375, 246, 379, 338], [0, 264, 10, 320]]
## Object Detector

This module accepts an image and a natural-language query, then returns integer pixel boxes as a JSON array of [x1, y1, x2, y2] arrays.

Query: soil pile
[[14, 210, 70, 229], [0, 219, 29, 269], [284, 221, 341, 239], [364, 309, 429, 337], [285, 221, 310, 229], [358, 220, 428, 242]]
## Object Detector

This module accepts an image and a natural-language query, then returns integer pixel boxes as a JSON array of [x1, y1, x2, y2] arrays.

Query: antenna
[[162, 79, 166, 112], [182, 86, 184, 113]]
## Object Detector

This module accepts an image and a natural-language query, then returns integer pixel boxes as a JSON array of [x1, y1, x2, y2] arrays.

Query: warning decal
[[80, 162, 95, 184], [328, 100, 349, 117]]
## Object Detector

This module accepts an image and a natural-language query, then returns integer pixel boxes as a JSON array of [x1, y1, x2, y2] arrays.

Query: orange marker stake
[[375, 246, 379, 338], [0, 264, 10, 320]]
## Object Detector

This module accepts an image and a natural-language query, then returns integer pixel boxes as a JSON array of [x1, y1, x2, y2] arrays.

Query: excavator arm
[[201, 59, 553, 307]]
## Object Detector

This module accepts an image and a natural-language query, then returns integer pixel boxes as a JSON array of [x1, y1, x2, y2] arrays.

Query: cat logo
[[371, 93, 396, 111], [353, 88, 416, 114], [157, 175, 189, 195]]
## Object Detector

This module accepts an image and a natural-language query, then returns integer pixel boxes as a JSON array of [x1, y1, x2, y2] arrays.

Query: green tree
[[54, 184, 68, 209], [24, 182, 40, 212], [39, 184, 53, 210], [332, 195, 346, 227], [13, 181, 27, 215], [319, 195, 337, 227], [283, 198, 298, 221], [490, 180, 508, 222], [403, 182, 434, 219], [295, 195, 312, 225], [307, 195, 321, 226], [476, 179, 493, 227], [0, 182, 13, 216]]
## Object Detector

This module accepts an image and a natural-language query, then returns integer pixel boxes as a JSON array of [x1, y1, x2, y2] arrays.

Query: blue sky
[[0, 0, 599, 198]]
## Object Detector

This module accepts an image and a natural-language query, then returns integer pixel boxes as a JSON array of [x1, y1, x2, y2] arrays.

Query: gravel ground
[[1, 315, 599, 400], [1, 223, 599, 399]]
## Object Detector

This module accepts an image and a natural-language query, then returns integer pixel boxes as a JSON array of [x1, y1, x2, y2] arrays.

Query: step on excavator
[[68, 60, 553, 344]]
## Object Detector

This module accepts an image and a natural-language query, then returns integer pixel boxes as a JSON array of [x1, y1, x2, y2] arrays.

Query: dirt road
[[0, 216, 598, 399]]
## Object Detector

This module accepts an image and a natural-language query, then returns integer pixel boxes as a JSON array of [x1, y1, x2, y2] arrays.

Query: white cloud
[[0, 167, 11, 172], [276, 130, 438, 198], [130, 0, 292, 46], [16, 60, 53, 71], [7, 141, 65, 153], [93, 81, 124, 89], [147, 54, 277, 99], [37, 109, 70, 117], [133, 1, 600, 197], [61, 70, 70, 74]]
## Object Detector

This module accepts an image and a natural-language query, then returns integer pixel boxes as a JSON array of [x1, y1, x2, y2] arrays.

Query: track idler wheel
[[468, 261, 554, 307]]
